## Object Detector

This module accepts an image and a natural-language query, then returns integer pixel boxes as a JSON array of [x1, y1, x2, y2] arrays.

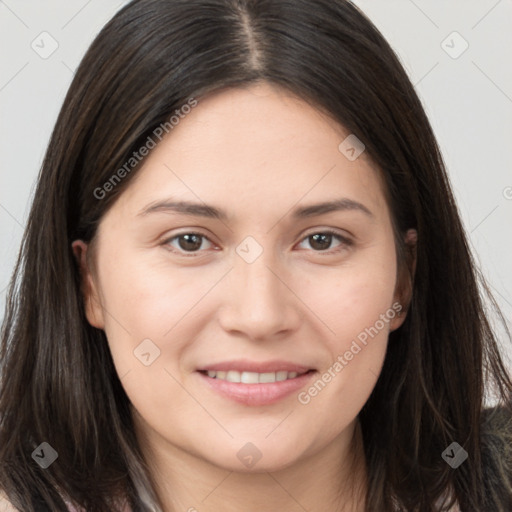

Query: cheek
[[295, 243, 397, 421], [306, 241, 398, 348], [95, 252, 206, 427], [93, 245, 208, 377]]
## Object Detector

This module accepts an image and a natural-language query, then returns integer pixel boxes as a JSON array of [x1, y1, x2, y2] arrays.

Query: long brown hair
[[1, 1, 511, 510]]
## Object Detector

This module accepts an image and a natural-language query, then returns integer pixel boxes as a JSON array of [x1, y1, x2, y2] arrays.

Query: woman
[[1, 0, 511, 511]]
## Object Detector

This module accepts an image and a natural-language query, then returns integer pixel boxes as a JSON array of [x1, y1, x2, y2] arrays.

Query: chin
[[203, 438, 305, 474], [216, 454, 299, 474]]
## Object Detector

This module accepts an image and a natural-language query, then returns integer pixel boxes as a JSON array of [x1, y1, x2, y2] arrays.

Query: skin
[[73, 82, 416, 512]]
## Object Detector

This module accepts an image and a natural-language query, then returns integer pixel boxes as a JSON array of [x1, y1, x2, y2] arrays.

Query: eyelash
[[162, 229, 353, 257]]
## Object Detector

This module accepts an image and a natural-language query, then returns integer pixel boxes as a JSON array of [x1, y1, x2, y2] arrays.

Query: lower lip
[[197, 371, 317, 406]]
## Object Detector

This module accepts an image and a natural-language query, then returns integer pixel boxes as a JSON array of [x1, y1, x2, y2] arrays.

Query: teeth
[[241, 371, 259, 384], [226, 370, 241, 383], [259, 372, 275, 383], [276, 371, 288, 381], [204, 370, 305, 383]]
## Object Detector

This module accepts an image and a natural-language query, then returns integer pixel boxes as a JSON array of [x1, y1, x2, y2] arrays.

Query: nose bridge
[[235, 234, 284, 310], [218, 234, 299, 338]]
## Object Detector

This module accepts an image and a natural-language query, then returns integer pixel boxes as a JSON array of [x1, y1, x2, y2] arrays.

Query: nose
[[217, 246, 302, 341]]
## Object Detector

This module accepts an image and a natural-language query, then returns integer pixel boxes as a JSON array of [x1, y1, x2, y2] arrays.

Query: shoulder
[[481, 404, 512, 436], [0, 491, 18, 511], [480, 404, 512, 507], [481, 404, 512, 466], [432, 405, 511, 512]]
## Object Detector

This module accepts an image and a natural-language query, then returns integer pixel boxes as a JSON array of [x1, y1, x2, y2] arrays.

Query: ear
[[389, 228, 417, 331], [71, 240, 105, 329]]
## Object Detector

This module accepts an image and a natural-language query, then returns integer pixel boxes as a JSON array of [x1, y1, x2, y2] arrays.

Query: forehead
[[106, 82, 390, 225]]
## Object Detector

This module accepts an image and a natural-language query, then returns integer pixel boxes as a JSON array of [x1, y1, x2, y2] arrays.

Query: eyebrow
[[137, 197, 374, 221]]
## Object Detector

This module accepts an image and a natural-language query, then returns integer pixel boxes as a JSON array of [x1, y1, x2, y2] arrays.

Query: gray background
[[1, 1, 511, 377]]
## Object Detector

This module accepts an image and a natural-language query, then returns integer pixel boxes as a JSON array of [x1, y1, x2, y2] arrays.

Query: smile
[[196, 361, 317, 406], [202, 370, 307, 383]]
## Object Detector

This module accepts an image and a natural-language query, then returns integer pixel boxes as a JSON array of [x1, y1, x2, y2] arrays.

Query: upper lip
[[197, 359, 314, 374]]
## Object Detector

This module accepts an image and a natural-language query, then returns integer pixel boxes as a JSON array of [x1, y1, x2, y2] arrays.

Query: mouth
[[198, 369, 313, 383], [196, 360, 317, 406]]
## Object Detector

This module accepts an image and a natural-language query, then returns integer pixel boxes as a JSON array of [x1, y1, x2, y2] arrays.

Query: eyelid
[[301, 226, 353, 241], [297, 228, 353, 254], [161, 229, 217, 255]]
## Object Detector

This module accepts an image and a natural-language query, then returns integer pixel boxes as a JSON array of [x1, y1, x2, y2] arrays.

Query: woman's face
[[74, 82, 410, 473]]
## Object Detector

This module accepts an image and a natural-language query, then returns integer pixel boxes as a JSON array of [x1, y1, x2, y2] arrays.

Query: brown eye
[[298, 230, 352, 254], [308, 233, 334, 251], [164, 233, 213, 255]]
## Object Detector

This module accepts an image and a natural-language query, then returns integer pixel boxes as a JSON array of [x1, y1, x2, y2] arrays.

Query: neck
[[134, 413, 368, 512]]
